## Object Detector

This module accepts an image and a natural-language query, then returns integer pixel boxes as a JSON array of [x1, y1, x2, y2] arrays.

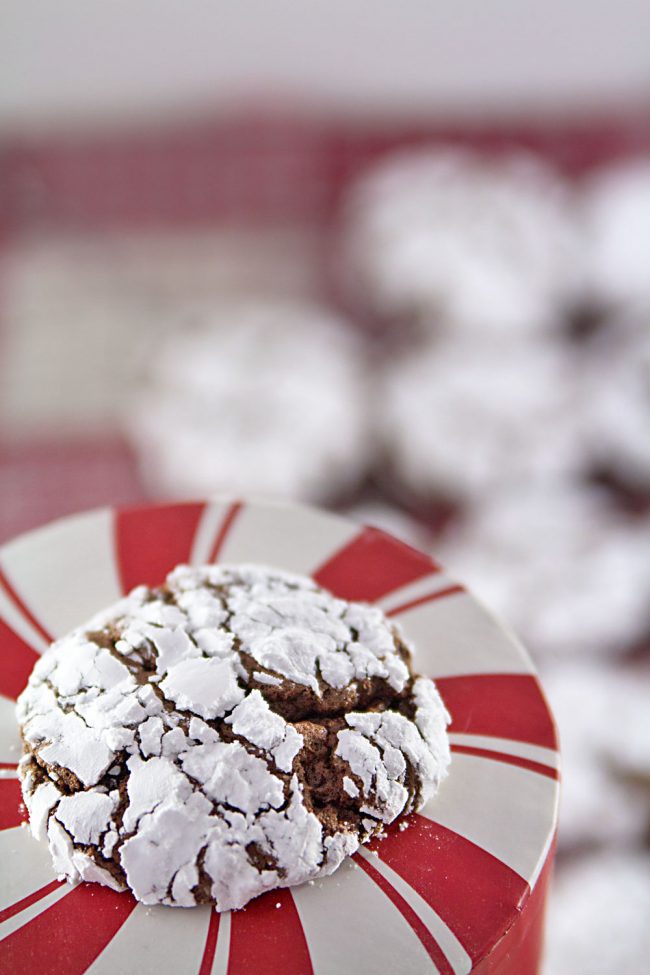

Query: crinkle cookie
[[438, 483, 650, 659], [342, 147, 581, 333], [378, 336, 584, 505], [16, 564, 450, 912], [128, 299, 370, 503], [581, 158, 650, 313]]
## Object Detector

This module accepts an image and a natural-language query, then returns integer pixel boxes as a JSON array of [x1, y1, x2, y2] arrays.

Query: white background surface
[[1, 0, 649, 134]]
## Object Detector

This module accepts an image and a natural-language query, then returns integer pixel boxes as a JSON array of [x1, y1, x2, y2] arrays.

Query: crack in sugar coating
[[16, 564, 451, 912]]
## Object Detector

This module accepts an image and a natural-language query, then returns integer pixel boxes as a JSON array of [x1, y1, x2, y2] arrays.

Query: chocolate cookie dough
[[16, 564, 450, 912]]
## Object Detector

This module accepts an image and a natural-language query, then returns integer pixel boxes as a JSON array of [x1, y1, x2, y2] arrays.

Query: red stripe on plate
[[208, 501, 244, 563], [0, 763, 17, 772], [0, 778, 24, 831], [0, 879, 63, 925], [450, 745, 558, 780], [313, 527, 437, 602], [227, 887, 313, 975], [477, 838, 556, 975], [197, 911, 220, 975], [370, 815, 528, 964], [0, 568, 53, 646], [386, 584, 465, 617], [435, 674, 558, 751], [0, 619, 40, 701], [355, 853, 455, 975], [0, 884, 137, 975], [114, 502, 205, 593]]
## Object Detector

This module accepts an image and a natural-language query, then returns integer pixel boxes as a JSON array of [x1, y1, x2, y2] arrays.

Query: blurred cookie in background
[[437, 481, 650, 662], [542, 661, 650, 852], [376, 335, 585, 513], [581, 157, 650, 317], [582, 316, 650, 505], [127, 298, 372, 504], [341, 147, 582, 337], [543, 850, 650, 975]]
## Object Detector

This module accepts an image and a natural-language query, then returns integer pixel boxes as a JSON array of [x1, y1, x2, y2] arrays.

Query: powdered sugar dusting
[[159, 656, 245, 719]]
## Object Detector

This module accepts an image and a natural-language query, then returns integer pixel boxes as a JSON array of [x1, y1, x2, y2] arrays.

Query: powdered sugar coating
[[127, 298, 370, 503], [336, 676, 448, 822], [17, 563, 450, 912], [343, 147, 581, 333]]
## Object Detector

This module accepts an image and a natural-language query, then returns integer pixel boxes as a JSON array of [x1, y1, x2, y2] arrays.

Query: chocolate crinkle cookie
[[342, 146, 581, 334], [16, 564, 450, 912]]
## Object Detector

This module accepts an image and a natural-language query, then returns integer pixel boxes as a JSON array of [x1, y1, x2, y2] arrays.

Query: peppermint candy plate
[[0, 499, 559, 975]]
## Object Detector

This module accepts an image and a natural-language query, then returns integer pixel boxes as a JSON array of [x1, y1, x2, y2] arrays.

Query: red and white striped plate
[[0, 499, 559, 975]]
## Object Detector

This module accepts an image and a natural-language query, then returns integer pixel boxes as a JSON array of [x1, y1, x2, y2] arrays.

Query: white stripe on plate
[[216, 500, 358, 576], [530, 825, 557, 891], [0, 882, 71, 941], [0, 588, 49, 655], [0, 695, 21, 765], [449, 734, 559, 770], [189, 500, 237, 566], [0, 509, 122, 640], [209, 910, 231, 975], [421, 752, 559, 885], [376, 571, 457, 615], [292, 856, 436, 975], [86, 901, 212, 975], [397, 594, 534, 678], [356, 848, 471, 975], [0, 826, 59, 914]]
